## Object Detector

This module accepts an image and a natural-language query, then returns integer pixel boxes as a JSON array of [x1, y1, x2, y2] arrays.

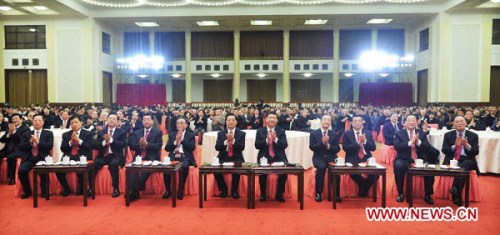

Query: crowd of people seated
[[0, 102, 498, 204]]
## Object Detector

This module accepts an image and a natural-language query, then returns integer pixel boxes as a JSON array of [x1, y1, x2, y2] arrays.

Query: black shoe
[[359, 189, 367, 198], [8, 178, 15, 185], [60, 187, 70, 197], [129, 192, 139, 201], [454, 198, 463, 207], [21, 192, 32, 199], [396, 193, 405, 203], [87, 188, 93, 197], [220, 189, 228, 198], [315, 193, 322, 202], [424, 195, 434, 205], [162, 190, 171, 199], [275, 194, 285, 202], [75, 187, 83, 196], [41, 193, 48, 198], [177, 190, 184, 200], [450, 187, 458, 202], [259, 194, 266, 202], [112, 188, 120, 198], [336, 196, 342, 203], [232, 191, 240, 199]]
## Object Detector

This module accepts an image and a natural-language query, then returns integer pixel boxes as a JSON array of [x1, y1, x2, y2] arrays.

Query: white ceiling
[[0, 0, 498, 30]]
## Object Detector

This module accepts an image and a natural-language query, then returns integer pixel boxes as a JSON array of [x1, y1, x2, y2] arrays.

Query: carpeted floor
[[1, 144, 499, 235]]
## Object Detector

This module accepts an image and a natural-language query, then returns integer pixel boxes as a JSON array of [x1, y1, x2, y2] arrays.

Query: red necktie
[[454, 132, 463, 160], [104, 129, 113, 156], [410, 131, 418, 159], [141, 129, 149, 157], [71, 132, 78, 155], [268, 130, 275, 158], [32, 131, 40, 156], [228, 129, 234, 157], [356, 131, 364, 159]]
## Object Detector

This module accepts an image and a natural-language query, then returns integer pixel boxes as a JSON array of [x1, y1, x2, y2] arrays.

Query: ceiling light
[[211, 73, 221, 78], [135, 22, 159, 27], [303, 73, 313, 78], [33, 6, 48, 11], [367, 19, 393, 24], [344, 73, 354, 78], [197, 21, 219, 26], [251, 20, 272, 26], [172, 73, 181, 78], [379, 73, 389, 78], [0, 6, 12, 11], [138, 74, 148, 79], [491, 0, 500, 3], [29, 28, 36, 32], [304, 19, 328, 25], [257, 73, 267, 78]]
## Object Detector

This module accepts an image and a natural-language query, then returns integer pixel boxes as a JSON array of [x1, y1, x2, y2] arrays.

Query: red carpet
[[1, 144, 499, 234]]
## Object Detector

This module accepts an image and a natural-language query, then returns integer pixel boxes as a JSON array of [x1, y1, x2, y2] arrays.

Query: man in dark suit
[[442, 115, 479, 206], [0, 114, 30, 185], [296, 109, 311, 132], [342, 115, 377, 197], [163, 117, 196, 200], [255, 112, 288, 202], [127, 113, 163, 201], [393, 115, 440, 204], [309, 114, 341, 203], [54, 111, 71, 129], [383, 113, 403, 146], [278, 108, 293, 131], [214, 113, 246, 199], [57, 115, 94, 197], [18, 114, 53, 199], [94, 114, 127, 198]]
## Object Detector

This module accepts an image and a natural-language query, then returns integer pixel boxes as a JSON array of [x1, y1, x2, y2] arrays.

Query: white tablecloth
[[202, 130, 314, 169], [427, 129, 500, 173]]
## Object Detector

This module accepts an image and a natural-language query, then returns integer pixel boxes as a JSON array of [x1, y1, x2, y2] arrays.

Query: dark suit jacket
[[255, 126, 288, 163], [95, 127, 127, 165], [342, 129, 376, 164], [55, 119, 71, 129], [295, 116, 310, 129], [394, 129, 439, 164], [0, 124, 30, 158], [441, 130, 480, 172], [278, 114, 292, 130], [309, 128, 340, 163], [19, 129, 54, 162], [215, 128, 245, 163], [165, 130, 196, 166], [60, 129, 94, 159], [251, 115, 263, 129], [129, 128, 163, 161], [383, 122, 404, 146]]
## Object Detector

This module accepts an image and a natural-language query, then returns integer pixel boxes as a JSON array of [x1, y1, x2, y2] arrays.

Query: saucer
[[44, 162, 53, 165], [427, 164, 436, 168], [210, 163, 221, 166], [61, 162, 70, 165], [335, 163, 346, 167], [358, 163, 367, 167], [69, 162, 78, 166], [345, 163, 353, 167], [440, 165, 449, 169], [222, 162, 235, 166], [367, 163, 377, 167], [415, 165, 425, 168], [36, 162, 44, 166], [259, 164, 270, 167], [53, 162, 62, 166], [132, 162, 142, 165], [450, 166, 460, 169], [161, 162, 171, 165]]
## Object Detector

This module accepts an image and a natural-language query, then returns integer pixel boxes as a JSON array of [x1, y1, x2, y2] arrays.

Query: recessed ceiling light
[[303, 73, 313, 78], [211, 73, 221, 78], [491, 0, 500, 3], [379, 73, 389, 77], [138, 74, 148, 79], [367, 19, 393, 24], [344, 73, 354, 78], [171, 73, 181, 78], [0, 6, 12, 11], [197, 21, 219, 26], [304, 19, 328, 25], [257, 73, 267, 78], [251, 20, 272, 26], [29, 28, 36, 32], [33, 6, 48, 11], [135, 22, 159, 27]]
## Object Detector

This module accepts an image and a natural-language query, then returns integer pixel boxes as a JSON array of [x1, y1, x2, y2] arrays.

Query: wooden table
[[252, 165, 305, 210], [198, 165, 254, 209], [33, 162, 95, 208], [407, 167, 471, 207], [125, 162, 181, 207], [327, 164, 387, 209]]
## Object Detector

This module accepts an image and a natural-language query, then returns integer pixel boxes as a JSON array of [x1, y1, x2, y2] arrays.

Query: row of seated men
[[1, 109, 479, 207]]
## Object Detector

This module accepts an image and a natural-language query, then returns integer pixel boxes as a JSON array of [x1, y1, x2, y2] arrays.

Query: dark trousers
[[18, 159, 47, 195], [394, 158, 434, 195], [259, 174, 287, 196], [94, 155, 122, 188], [214, 173, 240, 193], [163, 157, 190, 192], [314, 159, 340, 196], [454, 158, 477, 198], [56, 155, 91, 192], [7, 154, 20, 179], [350, 174, 379, 195]]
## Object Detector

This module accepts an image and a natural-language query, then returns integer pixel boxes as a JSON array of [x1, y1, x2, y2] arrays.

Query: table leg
[[83, 172, 88, 207], [125, 169, 130, 207], [91, 167, 95, 199], [45, 173, 50, 200], [332, 173, 337, 210], [382, 172, 386, 208], [408, 172, 413, 208], [251, 173, 255, 209], [327, 169, 332, 202], [199, 172, 203, 208], [373, 175, 377, 203], [33, 170, 38, 208], [465, 175, 470, 208], [246, 174, 250, 209], [299, 172, 304, 210], [172, 172, 177, 208], [203, 174, 207, 201]]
